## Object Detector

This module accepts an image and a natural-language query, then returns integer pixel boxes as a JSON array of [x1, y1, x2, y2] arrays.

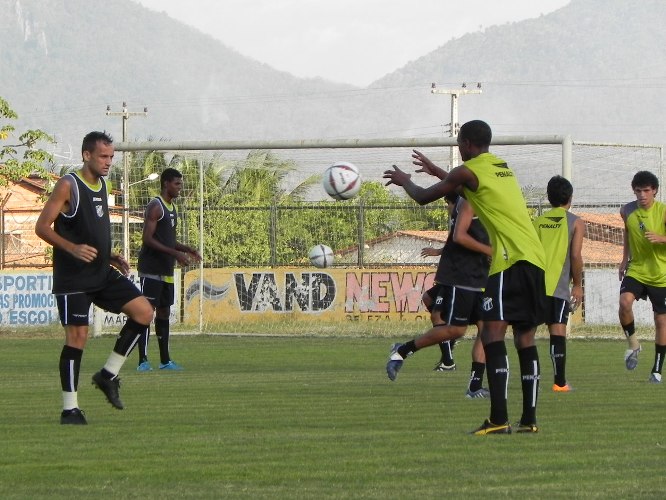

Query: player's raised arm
[[412, 150, 448, 180], [383, 164, 477, 206]]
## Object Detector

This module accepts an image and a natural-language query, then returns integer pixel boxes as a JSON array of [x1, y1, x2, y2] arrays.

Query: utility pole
[[431, 82, 482, 170], [105, 102, 148, 262], [0, 193, 12, 270]]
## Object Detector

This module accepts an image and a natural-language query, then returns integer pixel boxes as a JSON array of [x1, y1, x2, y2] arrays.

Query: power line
[[430, 82, 483, 169], [106, 102, 148, 262]]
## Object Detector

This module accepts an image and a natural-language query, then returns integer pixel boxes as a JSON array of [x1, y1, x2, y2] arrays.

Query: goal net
[[91, 136, 661, 337]]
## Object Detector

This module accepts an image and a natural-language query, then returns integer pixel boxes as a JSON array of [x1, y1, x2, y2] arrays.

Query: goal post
[[101, 136, 662, 337]]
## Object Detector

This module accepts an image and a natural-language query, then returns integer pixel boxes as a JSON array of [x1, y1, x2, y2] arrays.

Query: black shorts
[[482, 260, 547, 329], [545, 296, 570, 326], [140, 276, 174, 308], [55, 268, 142, 326], [427, 283, 483, 327], [621, 275, 666, 314], [423, 285, 440, 312]]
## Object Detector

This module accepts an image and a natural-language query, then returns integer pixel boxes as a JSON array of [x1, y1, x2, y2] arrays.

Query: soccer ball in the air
[[308, 244, 334, 268], [322, 161, 361, 200]]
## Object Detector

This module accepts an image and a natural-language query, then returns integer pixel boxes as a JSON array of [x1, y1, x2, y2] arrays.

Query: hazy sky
[[132, 0, 571, 87]]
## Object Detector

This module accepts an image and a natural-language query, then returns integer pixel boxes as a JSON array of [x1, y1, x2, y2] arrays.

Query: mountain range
[[2, 0, 665, 164]]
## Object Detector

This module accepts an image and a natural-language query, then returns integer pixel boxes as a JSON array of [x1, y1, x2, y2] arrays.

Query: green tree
[[273, 181, 422, 266], [138, 149, 447, 268], [220, 150, 318, 203], [0, 97, 55, 186], [176, 150, 321, 266]]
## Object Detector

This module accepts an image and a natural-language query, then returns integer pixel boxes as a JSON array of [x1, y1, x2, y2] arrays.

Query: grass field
[[0, 334, 664, 499]]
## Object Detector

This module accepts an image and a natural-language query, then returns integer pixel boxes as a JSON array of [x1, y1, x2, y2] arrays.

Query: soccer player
[[422, 244, 489, 396], [136, 168, 201, 372], [386, 194, 491, 399], [618, 170, 666, 382], [533, 176, 585, 392], [383, 120, 547, 435], [35, 131, 154, 425]]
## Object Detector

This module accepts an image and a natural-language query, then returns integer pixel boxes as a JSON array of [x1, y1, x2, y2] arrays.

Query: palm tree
[[220, 150, 318, 204]]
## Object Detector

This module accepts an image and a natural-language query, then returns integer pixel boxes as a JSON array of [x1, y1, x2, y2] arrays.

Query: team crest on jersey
[[96, 205, 104, 218], [482, 297, 493, 311]]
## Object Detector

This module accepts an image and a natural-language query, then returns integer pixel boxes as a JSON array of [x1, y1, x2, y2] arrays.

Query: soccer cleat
[[471, 419, 511, 435], [514, 422, 539, 433], [159, 360, 184, 371], [648, 372, 662, 384], [60, 408, 87, 425], [92, 371, 124, 409], [552, 383, 573, 392], [137, 360, 153, 372], [386, 343, 404, 381], [624, 346, 641, 370], [433, 362, 456, 372], [465, 388, 490, 399]]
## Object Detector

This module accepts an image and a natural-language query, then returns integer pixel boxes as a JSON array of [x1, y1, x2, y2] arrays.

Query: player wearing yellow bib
[[618, 171, 666, 382], [533, 176, 585, 392], [384, 120, 547, 435]]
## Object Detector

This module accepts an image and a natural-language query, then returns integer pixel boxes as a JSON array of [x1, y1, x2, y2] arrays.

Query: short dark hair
[[546, 175, 573, 207], [458, 120, 492, 147], [82, 131, 113, 155], [631, 170, 659, 190], [161, 167, 182, 187]]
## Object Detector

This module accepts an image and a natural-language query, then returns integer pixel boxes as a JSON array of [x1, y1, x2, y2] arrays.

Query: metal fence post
[[357, 200, 365, 268], [0, 205, 4, 270], [270, 203, 278, 267]]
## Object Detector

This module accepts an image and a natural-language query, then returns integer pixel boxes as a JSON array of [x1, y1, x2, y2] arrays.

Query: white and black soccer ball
[[308, 244, 334, 268], [322, 161, 361, 200]]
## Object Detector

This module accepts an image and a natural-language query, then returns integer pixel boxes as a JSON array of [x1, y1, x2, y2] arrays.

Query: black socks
[[59, 345, 83, 392], [549, 335, 566, 387]]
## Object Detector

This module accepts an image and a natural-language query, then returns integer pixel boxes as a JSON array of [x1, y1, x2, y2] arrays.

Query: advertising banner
[[183, 268, 436, 323], [0, 271, 58, 326], [0, 270, 180, 329]]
